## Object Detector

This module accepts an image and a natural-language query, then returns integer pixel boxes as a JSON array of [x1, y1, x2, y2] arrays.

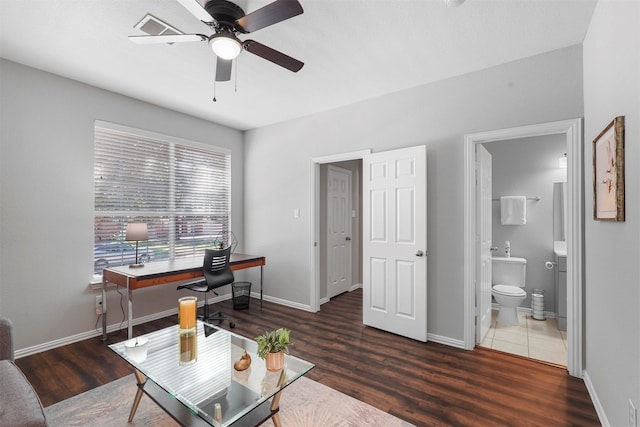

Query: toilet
[[492, 257, 527, 325]]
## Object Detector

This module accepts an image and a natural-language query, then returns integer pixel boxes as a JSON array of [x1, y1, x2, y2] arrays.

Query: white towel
[[500, 196, 527, 225]]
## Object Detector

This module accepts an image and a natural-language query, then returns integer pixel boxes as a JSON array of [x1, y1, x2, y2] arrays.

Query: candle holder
[[178, 296, 198, 365]]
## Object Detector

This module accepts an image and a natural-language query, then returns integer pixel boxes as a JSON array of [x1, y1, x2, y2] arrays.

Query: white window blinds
[[94, 124, 231, 274]]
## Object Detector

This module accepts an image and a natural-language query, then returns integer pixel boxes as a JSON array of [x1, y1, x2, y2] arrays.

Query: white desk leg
[[127, 277, 133, 339], [101, 275, 108, 341], [260, 265, 264, 310]]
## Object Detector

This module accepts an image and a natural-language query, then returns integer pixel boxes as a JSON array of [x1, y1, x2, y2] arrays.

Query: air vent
[[134, 14, 184, 37]]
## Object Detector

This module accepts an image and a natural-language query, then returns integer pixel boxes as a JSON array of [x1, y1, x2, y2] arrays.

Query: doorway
[[463, 119, 584, 377], [477, 135, 569, 365], [310, 147, 429, 343], [310, 150, 370, 310]]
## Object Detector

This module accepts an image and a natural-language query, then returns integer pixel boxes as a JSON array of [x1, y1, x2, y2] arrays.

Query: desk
[[101, 254, 265, 340]]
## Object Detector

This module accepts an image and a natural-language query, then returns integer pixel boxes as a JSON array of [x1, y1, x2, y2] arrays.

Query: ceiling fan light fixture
[[209, 33, 242, 60]]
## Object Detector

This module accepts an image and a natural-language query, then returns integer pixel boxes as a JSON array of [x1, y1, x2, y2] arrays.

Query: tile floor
[[479, 309, 568, 366]]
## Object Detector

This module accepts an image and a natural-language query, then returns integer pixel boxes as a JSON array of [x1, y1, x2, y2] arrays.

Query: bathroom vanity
[[554, 241, 567, 331], [552, 182, 567, 331]]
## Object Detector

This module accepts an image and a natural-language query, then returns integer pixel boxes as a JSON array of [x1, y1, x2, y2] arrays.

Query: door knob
[[345, 237, 352, 241], [490, 246, 498, 252], [416, 250, 424, 257]]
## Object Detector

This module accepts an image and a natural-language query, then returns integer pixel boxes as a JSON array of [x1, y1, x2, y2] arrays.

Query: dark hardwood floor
[[16, 289, 600, 426]]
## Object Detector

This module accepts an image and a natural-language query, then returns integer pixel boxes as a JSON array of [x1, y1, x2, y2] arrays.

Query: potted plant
[[255, 327, 291, 371]]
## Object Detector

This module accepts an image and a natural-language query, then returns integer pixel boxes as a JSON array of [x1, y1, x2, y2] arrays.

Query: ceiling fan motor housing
[[204, 0, 246, 30]]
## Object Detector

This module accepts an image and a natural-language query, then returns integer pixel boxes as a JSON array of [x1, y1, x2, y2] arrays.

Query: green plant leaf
[[255, 327, 292, 359]]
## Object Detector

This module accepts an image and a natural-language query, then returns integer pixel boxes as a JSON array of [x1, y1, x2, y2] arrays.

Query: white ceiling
[[0, 0, 597, 131]]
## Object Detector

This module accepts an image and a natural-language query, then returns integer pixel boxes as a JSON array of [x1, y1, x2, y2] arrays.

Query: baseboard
[[582, 371, 610, 426], [15, 295, 235, 359], [428, 333, 466, 349], [19, 291, 474, 358], [319, 284, 362, 306], [349, 283, 362, 292], [492, 303, 557, 320], [256, 293, 313, 312]]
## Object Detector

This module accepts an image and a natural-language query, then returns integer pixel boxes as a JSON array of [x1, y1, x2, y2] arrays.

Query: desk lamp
[[125, 222, 148, 268]]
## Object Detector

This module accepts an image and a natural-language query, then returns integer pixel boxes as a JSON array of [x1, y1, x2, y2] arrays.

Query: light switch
[[293, 208, 300, 218], [352, 210, 357, 218]]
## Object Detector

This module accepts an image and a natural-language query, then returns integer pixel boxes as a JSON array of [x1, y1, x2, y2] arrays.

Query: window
[[94, 122, 231, 274]]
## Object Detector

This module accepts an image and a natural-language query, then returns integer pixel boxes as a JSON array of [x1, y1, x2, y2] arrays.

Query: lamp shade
[[125, 222, 148, 241]]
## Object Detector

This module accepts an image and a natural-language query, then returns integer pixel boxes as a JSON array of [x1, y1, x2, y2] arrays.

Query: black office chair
[[177, 247, 234, 325]]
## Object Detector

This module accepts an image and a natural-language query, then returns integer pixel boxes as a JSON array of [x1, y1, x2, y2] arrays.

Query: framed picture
[[593, 116, 625, 221]]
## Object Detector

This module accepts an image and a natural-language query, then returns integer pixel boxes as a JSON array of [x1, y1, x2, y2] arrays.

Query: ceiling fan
[[129, 0, 304, 82]]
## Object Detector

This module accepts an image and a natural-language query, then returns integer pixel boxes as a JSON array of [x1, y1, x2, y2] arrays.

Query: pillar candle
[[178, 297, 197, 329]]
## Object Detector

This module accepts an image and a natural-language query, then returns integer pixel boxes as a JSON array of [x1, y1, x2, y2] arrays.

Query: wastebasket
[[232, 281, 252, 310], [531, 289, 545, 320]]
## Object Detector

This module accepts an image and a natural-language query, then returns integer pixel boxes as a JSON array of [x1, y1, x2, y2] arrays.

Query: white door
[[476, 144, 493, 344], [363, 145, 427, 342], [327, 165, 353, 298]]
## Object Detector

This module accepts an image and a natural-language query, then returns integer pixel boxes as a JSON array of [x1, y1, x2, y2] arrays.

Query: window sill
[[88, 275, 118, 291]]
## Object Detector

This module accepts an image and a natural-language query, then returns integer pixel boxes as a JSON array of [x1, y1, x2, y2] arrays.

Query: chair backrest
[[203, 247, 234, 289]]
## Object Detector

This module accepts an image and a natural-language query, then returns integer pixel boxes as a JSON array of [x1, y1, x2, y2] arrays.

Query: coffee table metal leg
[[266, 368, 287, 426], [128, 369, 147, 422]]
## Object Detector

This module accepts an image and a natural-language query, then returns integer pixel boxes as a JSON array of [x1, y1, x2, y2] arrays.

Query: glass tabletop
[[109, 321, 314, 426]]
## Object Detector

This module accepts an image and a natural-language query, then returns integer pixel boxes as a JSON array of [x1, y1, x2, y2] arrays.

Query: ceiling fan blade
[[129, 34, 207, 44], [176, 0, 216, 23], [236, 0, 303, 33], [243, 40, 303, 72], [216, 57, 232, 82]]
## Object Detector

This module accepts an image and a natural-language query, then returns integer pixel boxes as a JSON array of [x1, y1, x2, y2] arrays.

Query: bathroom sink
[[554, 241, 567, 257]]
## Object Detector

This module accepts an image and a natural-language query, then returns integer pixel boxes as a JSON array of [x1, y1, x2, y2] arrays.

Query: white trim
[[309, 150, 371, 312], [583, 371, 609, 427], [463, 119, 583, 377], [311, 150, 371, 164], [428, 333, 466, 349], [349, 283, 362, 292], [95, 119, 231, 155], [491, 303, 558, 320], [15, 294, 308, 359]]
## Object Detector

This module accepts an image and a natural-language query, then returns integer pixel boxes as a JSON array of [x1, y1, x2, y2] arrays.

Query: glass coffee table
[[109, 321, 314, 426]]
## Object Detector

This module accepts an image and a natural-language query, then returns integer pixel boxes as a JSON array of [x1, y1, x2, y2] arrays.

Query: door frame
[[463, 118, 583, 378], [310, 150, 371, 312]]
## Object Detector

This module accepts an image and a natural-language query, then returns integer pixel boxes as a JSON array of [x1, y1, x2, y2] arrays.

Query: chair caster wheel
[[229, 322, 236, 329]]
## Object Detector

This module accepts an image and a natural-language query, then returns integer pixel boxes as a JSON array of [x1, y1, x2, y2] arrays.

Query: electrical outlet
[[629, 399, 637, 427], [95, 295, 103, 315]]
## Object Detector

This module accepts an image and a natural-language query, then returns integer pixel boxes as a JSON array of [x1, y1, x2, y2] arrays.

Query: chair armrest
[[0, 317, 15, 361]]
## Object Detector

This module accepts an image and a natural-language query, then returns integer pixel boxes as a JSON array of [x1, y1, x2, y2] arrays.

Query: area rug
[[45, 374, 413, 426]]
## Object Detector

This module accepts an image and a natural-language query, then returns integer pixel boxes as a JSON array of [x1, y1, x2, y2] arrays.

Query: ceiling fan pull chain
[[234, 58, 238, 93], [213, 56, 217, 102]]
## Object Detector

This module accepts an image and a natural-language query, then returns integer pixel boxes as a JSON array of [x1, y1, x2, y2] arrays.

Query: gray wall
[[0, 59, 244, 351], [484, 135, 567, 312], [244, 45, 584, 343], [583, 1, 640, 425]]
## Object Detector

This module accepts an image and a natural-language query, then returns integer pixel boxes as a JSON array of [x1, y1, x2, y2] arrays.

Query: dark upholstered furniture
[[0, 317, 48, 427]]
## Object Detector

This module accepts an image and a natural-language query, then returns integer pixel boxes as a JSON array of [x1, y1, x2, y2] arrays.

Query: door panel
[[476, 144, 493, 343], [327, 166, 353, 298], [363, 145, 427, 342]]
